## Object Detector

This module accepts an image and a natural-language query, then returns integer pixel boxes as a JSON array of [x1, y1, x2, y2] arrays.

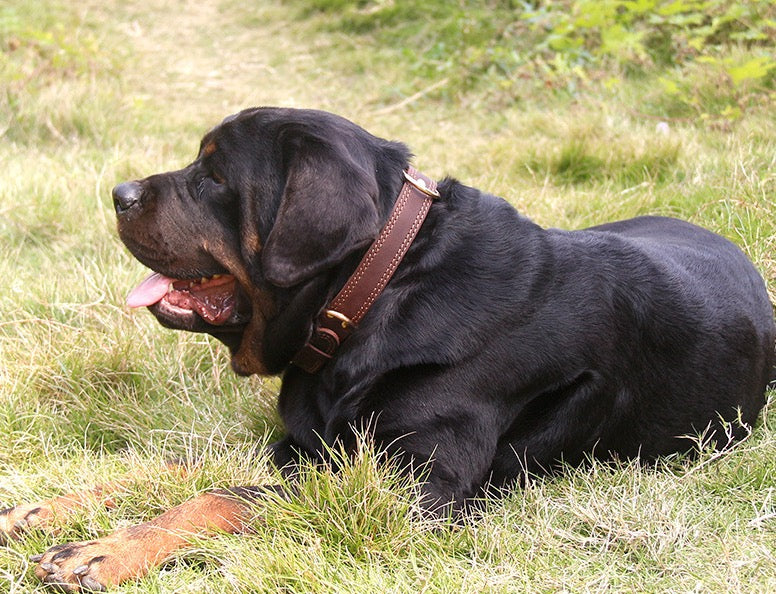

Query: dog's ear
[[261, 128, 381, 287]]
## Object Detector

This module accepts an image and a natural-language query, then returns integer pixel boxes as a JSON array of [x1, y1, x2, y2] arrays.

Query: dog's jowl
[[5, 107, 775, 591]]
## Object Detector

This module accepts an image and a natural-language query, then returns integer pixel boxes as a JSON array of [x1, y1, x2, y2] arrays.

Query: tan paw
[[0, 502, 56, 543], [32, 530, 154, 592]]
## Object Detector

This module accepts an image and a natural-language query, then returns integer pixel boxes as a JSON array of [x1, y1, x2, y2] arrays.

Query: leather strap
[[292, 166, 438, 373]]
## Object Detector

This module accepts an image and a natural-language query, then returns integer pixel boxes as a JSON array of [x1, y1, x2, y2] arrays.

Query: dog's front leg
[[0, 483, 123, 544], [0, 461, 193, 545], [30, 486, 272, 592]]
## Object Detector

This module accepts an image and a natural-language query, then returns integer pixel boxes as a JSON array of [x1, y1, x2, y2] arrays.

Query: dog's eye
[[195, 174, 226, 199]]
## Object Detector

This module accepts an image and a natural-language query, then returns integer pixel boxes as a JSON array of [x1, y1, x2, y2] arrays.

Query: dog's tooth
[[212, 274, 221, 279], [201, 277, 208, 284]]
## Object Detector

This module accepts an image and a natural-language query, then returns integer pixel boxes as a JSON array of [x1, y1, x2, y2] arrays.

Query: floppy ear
[[261, 132, 381, 287]]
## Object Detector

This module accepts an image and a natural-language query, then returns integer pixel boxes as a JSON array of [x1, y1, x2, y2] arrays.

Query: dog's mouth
[[127, 272, 249, 329]]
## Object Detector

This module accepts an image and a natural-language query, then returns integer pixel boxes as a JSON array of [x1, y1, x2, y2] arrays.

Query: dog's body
[[276, 209, 772, 499], [272, 194, 773, 505], [4, 107, 774, 590]]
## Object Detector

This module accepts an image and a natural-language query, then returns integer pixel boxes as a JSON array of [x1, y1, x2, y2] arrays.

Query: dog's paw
[[33, 540, 108, 592], [1, 485, 123, 546], [32, 532, 152, 592], [0, 502, 56, 544]]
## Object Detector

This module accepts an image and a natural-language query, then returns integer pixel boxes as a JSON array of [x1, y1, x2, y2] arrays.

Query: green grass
[[1, 0, 775, 591]]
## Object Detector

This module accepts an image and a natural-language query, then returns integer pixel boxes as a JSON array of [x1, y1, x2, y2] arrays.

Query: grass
[[1, 0, 775, 591]]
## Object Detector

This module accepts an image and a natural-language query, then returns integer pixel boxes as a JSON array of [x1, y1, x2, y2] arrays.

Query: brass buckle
[[324, 309, 354, 330], [403, 170, 440, 198]]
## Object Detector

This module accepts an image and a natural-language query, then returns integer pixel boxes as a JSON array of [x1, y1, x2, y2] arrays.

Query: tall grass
[[1, 0, 774, 591]]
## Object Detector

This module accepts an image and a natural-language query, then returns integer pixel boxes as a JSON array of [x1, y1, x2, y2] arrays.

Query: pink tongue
[[126, 272, 173, 308]]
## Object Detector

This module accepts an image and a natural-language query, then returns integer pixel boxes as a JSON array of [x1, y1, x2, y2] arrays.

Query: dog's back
[[574, 215, 774, 449], [457, 205, 774, 484]]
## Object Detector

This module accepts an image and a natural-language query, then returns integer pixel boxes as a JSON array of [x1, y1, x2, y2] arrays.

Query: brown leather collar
[[291, 167, 439, 373]]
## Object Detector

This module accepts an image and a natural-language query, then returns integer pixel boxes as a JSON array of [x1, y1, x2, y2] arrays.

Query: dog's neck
[[291, 167, 439, 374]]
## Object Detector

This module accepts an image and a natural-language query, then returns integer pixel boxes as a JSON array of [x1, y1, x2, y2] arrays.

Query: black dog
[[10, 107, 775, 590]]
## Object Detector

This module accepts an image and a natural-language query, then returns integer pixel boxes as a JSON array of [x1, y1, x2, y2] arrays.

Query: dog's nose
[[112, 181, 143, 213]]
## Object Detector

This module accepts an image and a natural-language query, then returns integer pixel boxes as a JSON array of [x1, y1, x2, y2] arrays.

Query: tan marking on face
[[243, 229, 262, 254], [202, 239, 275, 375], [203, 141, 217, 157], [232, 291, 276, 376]]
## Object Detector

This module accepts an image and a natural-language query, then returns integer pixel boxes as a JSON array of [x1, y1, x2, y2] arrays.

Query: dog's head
[[114, 107, 410, 375]]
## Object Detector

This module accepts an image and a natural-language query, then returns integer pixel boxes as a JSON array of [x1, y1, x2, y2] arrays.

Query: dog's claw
[[39, 561, 60, 573], [42, 572, 64, 585], [72, 564, 89, 576], [80, 575, 107, 591], [29, 553, 44, 562]]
